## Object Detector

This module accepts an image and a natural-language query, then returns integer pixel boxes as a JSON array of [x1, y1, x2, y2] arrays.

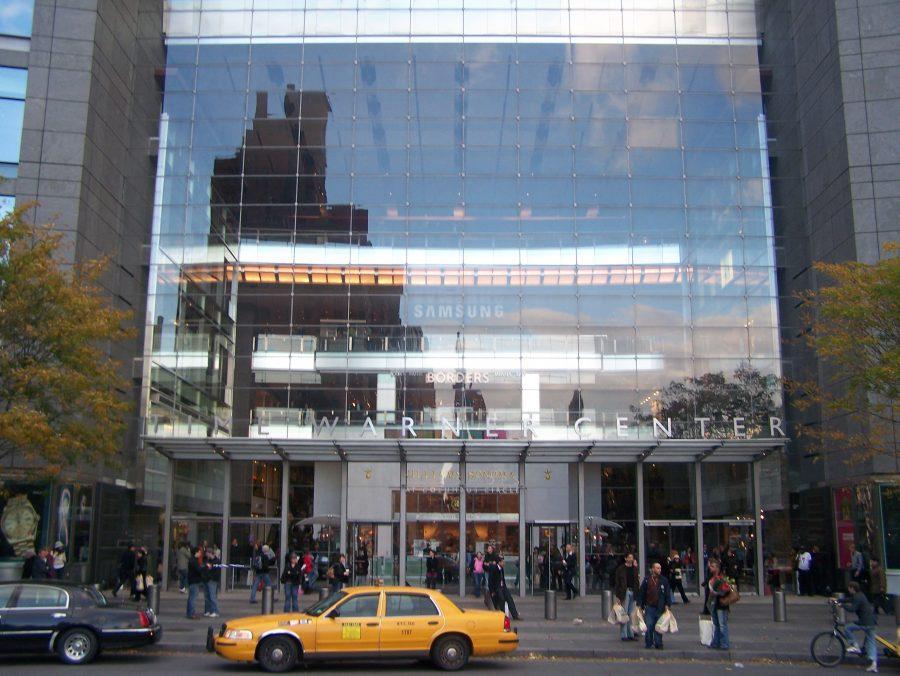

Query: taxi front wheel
[[257, 636, 299, 673], [432, 635, 470, 671]]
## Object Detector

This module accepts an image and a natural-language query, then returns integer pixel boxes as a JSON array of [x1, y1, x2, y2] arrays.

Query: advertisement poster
[[834, 487, 856, 569]]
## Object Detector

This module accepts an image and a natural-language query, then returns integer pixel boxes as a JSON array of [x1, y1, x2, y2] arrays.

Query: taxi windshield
[[303, 590, 346, 617]]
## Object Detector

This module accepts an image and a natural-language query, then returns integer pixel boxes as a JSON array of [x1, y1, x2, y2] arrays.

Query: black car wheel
[[257, 636, 299, 672], [57, 628, 99, 665], [432, 635, 469, 671]]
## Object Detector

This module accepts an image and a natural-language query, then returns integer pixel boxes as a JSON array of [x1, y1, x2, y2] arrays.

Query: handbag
[[629, 606, 647, 635], [698, 616, 714, 646], [721, 587, 741, 606]]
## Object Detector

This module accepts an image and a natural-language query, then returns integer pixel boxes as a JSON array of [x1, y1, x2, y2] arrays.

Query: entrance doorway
[[350, 522, 398, 586], [526, 522, 578, 595], [643, 520, 698, 591]]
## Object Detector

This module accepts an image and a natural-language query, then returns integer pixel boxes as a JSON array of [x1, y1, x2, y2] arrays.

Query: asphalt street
[[0, 651, 884, 675]]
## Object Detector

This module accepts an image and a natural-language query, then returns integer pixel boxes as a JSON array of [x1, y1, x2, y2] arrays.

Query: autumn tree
[[788, 244, 899, 462], [0, 205, 134, 476]]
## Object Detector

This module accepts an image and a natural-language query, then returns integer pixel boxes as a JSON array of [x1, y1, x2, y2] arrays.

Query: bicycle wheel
[[811, 631, 846, 667]]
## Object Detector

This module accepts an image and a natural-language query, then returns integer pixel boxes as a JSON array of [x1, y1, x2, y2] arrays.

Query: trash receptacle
[[544, 589, 557, 621], [602, 590, 613, 620], [262, 585, 274, 614], [148, 584, 161, 614], [773, 590, 787, 622]]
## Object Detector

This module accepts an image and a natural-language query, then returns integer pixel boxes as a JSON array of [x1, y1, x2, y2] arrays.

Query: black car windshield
[[303, 591, 346, 616]]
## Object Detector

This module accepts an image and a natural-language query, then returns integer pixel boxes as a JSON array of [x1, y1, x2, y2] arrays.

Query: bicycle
[[810, 598, 899, 668]]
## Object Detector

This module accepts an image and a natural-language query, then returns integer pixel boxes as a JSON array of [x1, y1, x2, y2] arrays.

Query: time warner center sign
[[310, 414, 787, 440]]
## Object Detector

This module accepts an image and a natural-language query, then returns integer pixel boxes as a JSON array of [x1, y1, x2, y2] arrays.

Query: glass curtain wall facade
[[144, 1, 785, 595]]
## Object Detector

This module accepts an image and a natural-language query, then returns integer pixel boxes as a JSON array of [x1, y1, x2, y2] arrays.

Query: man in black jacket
[[186, 547, 206, 619], [112, 543, 135, 597], [840, 581, 878, 672], [487, 555, 520, 620], [563, 544, 578, 599], [638, 562, 671, 650]]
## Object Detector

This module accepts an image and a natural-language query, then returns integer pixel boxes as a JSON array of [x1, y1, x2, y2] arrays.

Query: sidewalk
[[143, 588, 873, 663]]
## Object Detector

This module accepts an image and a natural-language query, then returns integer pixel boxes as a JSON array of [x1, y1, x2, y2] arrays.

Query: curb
[[149, 640, 810, 663]]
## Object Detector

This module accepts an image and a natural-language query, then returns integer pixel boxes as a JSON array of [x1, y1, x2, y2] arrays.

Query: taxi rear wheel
[[432, 635, 470, 671], [257, 636, 299, 672]]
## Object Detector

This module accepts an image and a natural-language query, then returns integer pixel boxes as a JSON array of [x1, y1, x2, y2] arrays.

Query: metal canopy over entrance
[[144, 437, 785, 463]]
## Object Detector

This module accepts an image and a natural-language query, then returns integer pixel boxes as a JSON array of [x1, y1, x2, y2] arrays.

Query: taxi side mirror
[[327, 610, 339, 619]]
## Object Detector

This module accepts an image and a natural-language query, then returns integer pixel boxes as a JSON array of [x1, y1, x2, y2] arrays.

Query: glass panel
[[0, 0, 33, 37], [643, 463, 695, 519]]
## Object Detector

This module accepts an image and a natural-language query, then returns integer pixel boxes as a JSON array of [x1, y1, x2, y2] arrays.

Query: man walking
[[488, 555, 520, 620], [563, 544, 578, 600], [186, 546, 206, 619], [841, 581, 878, 673], [638, 562, 671, 650], [176, 541, 191, 593], [614, 553, 640, 642], [668, 550, 690, 603], [112, 543, 136, 598]]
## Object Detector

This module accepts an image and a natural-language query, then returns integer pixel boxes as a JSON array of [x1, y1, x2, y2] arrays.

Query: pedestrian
[[302, 550, 317, 592], [668, 550, 690, 603], [281, 551, 303, 612], [638, 561, 671, 650], [487, 555, 520, 620], [841, 580, 879, 672], [133, 547, 149, 601], [472, 551, 485, 597], [797, 546, 813, 596], [614, 553, 640, 642], [868, 558, 889, 615], [850, 543, 869, 588], [31, 547, 51, 580], [112, 543, 136, 598], [176, 541, 191, 593], [186, 546, 206, 619], [329, 553, 349, 594], [707, 559, 733, 650], [51, 541, 67, 579], [203, 545, 220, 618], [563, 543, 578, 600], [250, 544, 275, 603], [483, 545, 499, 608], [811, 545, 825, 595], [551, 547, 565, 592], [425, 548, 439, 589]]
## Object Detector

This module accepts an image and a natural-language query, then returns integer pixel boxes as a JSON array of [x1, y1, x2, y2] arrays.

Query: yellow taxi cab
[[207, 585, 518, 672]]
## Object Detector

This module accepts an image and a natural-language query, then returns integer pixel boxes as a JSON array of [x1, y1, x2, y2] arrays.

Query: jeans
[[205, 580, 219, 615], [283, 582, 300, 612], [178, 569, 188, 591], [250, 572, 271, 602], [473, 572, 484, 596], [711, 608, 730, 649], [330, 580, 343, 595], [620, 590, 635, 640], [186, 582, 203, 617], [644, 606, 663, 648], [843, 623, 877, 665]]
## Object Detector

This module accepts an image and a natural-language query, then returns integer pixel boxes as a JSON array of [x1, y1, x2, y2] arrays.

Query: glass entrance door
[[350, 522, 398, 586], [643, 520, 698, 591], [703, 520, 757, 592], [526, 522, 578, 595]]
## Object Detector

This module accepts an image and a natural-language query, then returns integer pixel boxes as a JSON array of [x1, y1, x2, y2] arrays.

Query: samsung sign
[[412, 303, 505, 320]]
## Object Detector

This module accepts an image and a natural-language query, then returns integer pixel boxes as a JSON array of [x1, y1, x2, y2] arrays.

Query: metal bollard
[[148, 584, 161, 614], [602, 590, 613, 620], [262, 585, 274, 615], [544, 589, 557, 621], [772, 590, 787, 622], [319, 587, 331, 601]]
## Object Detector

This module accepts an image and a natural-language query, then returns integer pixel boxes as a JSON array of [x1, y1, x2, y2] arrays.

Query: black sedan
[[0, 581, 161, 664]]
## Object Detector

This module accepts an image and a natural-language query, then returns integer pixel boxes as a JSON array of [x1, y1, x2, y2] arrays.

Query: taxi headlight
[[223, 629, 253, 640]]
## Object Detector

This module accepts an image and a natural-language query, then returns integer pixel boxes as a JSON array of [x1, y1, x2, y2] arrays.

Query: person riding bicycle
[[840, 580, 878, 673]]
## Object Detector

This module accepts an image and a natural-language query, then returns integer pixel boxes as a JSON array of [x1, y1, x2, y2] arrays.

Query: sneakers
[[203, 612, 211, 617], [179, 588, 186, 594], [209, 613, 220, 618], [866, 662, 878, 673], [847, 646, 862, 655]]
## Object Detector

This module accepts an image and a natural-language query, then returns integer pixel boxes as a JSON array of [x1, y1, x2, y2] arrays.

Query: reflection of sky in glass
[[0, 195, 14, 219], [0, 0, 33, 38]]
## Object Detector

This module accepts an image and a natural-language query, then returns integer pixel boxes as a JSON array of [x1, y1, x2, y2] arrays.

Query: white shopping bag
[[608, 601, 629, 625], [630, 606, 647, 635], [698, 616, 714, 646], [656, 609, 678, 634]]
